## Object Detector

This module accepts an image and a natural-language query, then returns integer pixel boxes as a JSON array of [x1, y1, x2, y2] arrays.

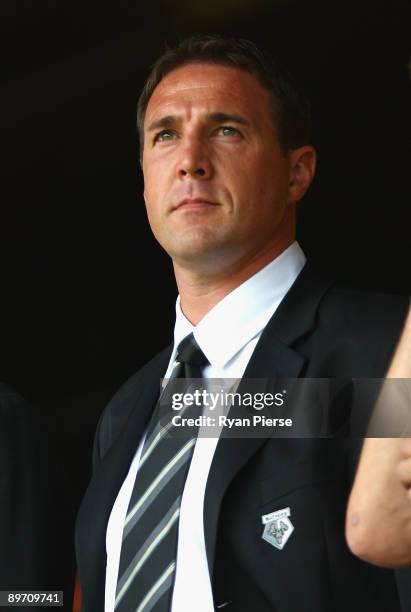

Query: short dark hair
[[137, 35, 312, 155]]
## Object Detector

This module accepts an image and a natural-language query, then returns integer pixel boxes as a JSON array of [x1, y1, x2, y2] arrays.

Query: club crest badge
[[261, 507, 294, 550]]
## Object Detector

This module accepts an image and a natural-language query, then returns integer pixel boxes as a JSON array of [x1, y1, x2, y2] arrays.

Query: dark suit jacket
[[76, 262, 411, 611]]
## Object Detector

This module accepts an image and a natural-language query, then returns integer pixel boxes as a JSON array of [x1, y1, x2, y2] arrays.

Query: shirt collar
[[173, 241, 306, 369]]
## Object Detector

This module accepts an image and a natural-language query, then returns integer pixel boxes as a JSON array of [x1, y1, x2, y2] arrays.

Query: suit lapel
[[203, 261, 334, 574], [77, 346, 173, 609]]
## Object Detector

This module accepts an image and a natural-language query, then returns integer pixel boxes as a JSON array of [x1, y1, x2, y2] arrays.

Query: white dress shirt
[[105, 242, 306, 611]]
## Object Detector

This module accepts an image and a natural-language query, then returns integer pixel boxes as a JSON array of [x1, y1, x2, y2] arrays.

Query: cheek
[[144, 200, 154, 227], [217, 156, 255, 201], [143, 156, 173, 203], [142, 164, 156, 200], [142, 173, 160, 223], [145, 203, 163, 241]]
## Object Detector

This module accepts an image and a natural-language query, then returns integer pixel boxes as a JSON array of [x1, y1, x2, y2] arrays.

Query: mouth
[[174, 198, 219, 211]]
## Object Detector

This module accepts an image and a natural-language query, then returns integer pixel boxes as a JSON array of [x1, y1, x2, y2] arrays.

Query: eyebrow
[[146, 115, 176, 132], [208, 112, 249, 126], [146, 112, 250, 132]]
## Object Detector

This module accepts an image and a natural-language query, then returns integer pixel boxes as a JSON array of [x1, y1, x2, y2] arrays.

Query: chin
[[166, 230, 226, 255], [169, 239, 229, 265]]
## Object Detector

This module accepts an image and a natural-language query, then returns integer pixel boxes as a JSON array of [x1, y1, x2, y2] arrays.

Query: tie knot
[[175, 333, 209, 368]]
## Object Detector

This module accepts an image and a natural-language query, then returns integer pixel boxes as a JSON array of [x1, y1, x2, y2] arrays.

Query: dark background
[[1, 0, 410, 606]]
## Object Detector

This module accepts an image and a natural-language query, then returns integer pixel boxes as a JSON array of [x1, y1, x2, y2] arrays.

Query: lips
[[175, 197, 218, 210]]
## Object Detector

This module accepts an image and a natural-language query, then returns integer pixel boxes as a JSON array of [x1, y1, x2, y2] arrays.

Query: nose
[[176, 136, 213, 180]]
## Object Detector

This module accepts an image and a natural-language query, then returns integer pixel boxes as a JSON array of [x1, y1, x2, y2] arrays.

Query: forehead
[[144, 63, 273, 125]]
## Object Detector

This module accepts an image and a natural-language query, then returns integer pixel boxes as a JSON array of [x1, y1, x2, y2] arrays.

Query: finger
[[397, 457, 411, 489], [400, 437, 411, 459]]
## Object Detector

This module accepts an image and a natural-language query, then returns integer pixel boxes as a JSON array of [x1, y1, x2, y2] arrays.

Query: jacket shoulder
[[318, 286, 408, 333], [315, 286, 408, 374], [93, 345, 172, 466]]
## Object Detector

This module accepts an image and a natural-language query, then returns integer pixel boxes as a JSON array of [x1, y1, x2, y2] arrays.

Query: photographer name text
[[172, 415, 293, 428]]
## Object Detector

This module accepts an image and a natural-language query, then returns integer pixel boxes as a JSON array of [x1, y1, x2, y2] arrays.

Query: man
[[76, 36, 410, 611], [346, 304, 411, 568]]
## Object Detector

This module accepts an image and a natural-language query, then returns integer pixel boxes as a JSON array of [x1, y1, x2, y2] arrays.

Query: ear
[[287, 145, 316, 205]]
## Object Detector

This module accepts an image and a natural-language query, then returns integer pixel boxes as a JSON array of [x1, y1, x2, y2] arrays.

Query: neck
[[174, 236, 294, 326]]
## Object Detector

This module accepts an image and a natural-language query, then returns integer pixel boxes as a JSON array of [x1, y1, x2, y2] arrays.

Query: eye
[[153, 129, 178, 143], [215, 125, 242, 137]]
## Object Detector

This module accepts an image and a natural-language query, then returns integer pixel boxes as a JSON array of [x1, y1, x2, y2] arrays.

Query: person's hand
[[345, 302, 411, 567], [397, 438, 411, 496]]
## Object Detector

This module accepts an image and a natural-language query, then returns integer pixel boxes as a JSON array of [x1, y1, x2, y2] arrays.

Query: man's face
[[142, 63, 300, 268]]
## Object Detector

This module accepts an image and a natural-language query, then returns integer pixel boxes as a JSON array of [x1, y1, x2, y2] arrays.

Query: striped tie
[[115, 333, 209, 612]]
